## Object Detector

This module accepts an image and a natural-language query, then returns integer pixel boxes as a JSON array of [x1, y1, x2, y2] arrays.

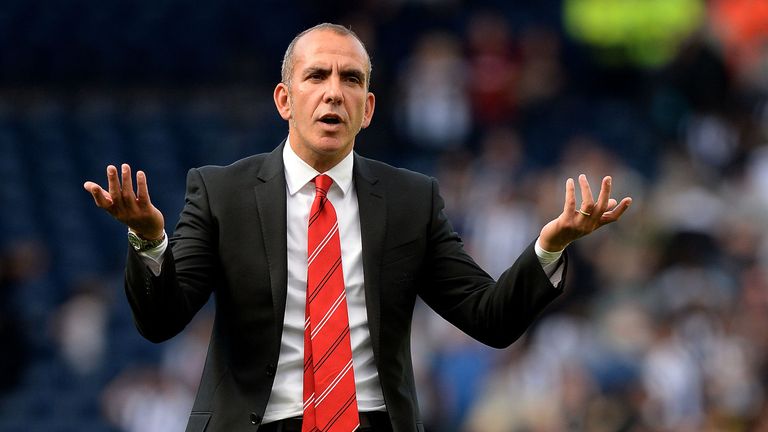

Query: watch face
[[127, 232, 143, 250]]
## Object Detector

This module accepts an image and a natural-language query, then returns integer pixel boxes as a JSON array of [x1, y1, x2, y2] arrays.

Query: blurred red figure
[[709, 0, 768, 84]]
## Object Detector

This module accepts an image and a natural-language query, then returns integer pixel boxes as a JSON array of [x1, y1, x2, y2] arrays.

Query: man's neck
[[287, 137, 353, 173]]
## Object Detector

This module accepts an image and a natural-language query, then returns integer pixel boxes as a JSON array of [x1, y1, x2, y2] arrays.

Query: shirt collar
[[283, 137, 354, 197]]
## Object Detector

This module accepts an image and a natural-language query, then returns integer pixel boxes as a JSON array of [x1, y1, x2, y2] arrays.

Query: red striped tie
[[302, 174, 359, 432]]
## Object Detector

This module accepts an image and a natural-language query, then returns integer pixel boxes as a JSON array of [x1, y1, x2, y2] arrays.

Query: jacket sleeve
[[124, 168, 220, 343], [417, 178, 566, 349]]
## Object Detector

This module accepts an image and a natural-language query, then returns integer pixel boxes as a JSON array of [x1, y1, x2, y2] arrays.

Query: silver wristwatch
[[127, 229, 166, 252]]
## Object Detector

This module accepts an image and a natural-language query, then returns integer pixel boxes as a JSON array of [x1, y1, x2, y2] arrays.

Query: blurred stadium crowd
[[1, 0, 767, 431]]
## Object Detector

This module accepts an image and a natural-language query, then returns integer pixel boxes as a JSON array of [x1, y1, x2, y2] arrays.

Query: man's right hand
[[83, 164, 165, 240]]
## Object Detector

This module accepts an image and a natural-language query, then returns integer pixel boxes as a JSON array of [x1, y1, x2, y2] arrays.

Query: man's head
[[281, 23, 373, 90], [274, 24, 376, 173]]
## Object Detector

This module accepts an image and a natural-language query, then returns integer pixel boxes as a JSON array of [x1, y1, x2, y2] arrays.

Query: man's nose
[[323, 76, 343, 104]]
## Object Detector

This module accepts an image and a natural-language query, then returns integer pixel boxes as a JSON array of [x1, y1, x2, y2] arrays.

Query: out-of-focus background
[[0, 0, 767, 431]]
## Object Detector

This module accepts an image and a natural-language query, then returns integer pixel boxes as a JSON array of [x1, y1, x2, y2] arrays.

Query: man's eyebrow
[[303, 66, 330, 76]]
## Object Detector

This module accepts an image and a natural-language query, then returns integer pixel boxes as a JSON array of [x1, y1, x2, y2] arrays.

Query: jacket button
[[250, 412, 261, 425], [266, 364, 276, 376]]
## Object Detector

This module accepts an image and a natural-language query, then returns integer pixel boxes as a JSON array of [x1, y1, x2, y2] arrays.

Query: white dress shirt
[[137, 139, 564, 423], [262, 141, 385, 422]]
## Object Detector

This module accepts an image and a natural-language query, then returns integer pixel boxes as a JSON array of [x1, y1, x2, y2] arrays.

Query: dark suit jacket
[[124, 143, 566, 432]]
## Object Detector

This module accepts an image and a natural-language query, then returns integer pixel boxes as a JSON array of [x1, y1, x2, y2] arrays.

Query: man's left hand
[[538, 174, 632, 252]]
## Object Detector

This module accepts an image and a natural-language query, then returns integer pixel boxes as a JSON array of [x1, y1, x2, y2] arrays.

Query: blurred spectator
[[709, 0, 768, 91], [647, 151, 727, 232], [745, 143, 768, 221], [102, 367, 193, 432], [465, 11, 520, 126], [683, 112, 740, 176], [396, 31, 471, 153], [641, 317, 704, 431], [50, 277, 111, 376], [650, 231, 736, 316], [516, 25, 565, 110]]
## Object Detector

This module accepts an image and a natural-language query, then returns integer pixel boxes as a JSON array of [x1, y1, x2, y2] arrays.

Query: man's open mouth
[[319, 115, 342, 125]]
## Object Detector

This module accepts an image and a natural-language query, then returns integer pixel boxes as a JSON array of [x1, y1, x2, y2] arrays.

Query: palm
[[83, 164, 165, 240]]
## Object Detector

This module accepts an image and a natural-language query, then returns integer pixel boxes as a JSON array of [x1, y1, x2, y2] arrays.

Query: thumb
[[84, 181, 113, 208]]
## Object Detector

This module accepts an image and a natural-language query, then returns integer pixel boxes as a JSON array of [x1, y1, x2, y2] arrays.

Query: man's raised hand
[[83, 164, 165, 240], [538, 174, 632, 252]]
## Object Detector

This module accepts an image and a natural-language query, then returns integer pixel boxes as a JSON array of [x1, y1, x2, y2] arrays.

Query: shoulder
[[191, 149, 279, 188], [196, 153, 267, 176], [354, 154, 435, 192]]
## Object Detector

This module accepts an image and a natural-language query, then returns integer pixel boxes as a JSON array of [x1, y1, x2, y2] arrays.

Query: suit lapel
[[254, 143, 288, 342], [353, 154, 386, 360]]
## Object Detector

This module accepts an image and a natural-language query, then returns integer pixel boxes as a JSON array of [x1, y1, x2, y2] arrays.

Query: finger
[[83, 181, 114, 208], [606, 198, 618, 210], [600, 197, 632, 223], [120, 164, 137, 202], [578, 174, 595, 212], [106, 165, 121, 200], [594, 176, 613, 213], [135, 170, 152, 207], [563, 177, 576, 214]]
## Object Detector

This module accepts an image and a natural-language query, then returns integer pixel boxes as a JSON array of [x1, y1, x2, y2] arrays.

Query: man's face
[[274, 30, 375, 172]]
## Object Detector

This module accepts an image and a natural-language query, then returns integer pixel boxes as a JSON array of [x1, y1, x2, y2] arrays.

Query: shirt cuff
[[535, 238, 565, 287], [534, 239, 564, 266], [137, 231, 168, 276]]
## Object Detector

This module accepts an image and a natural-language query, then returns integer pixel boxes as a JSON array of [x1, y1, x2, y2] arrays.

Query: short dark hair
[[281, 23, 372, 89]]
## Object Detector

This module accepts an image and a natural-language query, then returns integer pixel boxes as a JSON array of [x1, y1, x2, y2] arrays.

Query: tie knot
[[313, 174, 333, 195]]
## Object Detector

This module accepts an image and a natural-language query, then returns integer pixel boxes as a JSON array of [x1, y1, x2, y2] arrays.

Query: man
[[84, 23, 631, 432]]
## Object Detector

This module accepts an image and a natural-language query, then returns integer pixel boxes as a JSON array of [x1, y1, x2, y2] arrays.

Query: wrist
[[538, 226, 568, 252]]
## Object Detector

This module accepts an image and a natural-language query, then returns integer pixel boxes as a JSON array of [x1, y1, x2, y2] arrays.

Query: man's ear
[[361, 92, 375, 129], [274, 82, 291, 121]]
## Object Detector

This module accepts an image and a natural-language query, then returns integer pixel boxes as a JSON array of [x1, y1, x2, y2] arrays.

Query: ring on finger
[[577, 209, 591, 217]]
